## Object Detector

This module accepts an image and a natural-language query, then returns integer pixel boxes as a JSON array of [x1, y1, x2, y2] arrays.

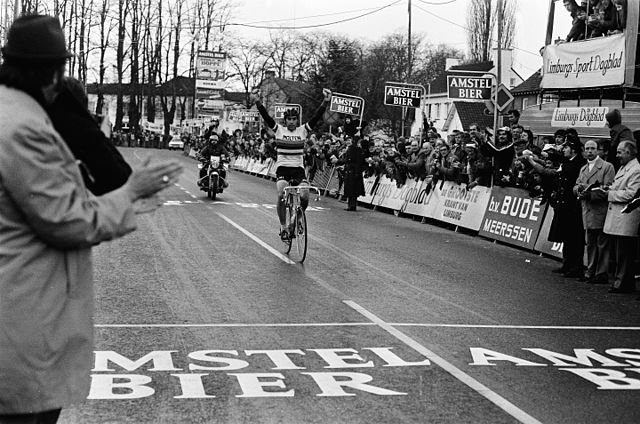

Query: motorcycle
[[198, 155, 228, 200]]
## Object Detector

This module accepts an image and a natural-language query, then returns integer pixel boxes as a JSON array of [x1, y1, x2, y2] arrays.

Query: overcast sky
[[227, 0, 570, 80]]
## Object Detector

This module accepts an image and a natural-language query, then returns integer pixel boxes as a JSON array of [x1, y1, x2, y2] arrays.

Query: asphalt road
[[59, 147, 640, 424]]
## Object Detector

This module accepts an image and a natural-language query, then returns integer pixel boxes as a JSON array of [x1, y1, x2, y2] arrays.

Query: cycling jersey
[[273, 123, 310, 169]]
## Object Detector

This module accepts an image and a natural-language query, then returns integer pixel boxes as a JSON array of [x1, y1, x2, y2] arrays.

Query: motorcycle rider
[[198, 133, 229, 188]]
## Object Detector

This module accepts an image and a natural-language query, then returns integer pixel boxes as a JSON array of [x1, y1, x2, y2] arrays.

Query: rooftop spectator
[[611, 0, 627, 32], [589, 0, 617, 37], [563, 0, 588, 41]]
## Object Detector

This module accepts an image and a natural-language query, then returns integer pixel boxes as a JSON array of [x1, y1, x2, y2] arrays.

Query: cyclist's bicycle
[[281, 183, 320, 263]]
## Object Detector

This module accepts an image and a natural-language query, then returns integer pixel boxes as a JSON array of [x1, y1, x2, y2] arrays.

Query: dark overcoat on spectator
[[48, 83, 132, 195], [343, 143, 366, 198], [549, 154, 587, 242], [480, 141, 515, 186]]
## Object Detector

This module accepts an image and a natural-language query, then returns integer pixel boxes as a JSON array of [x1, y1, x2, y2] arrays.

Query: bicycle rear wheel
[[293, 207, 308, 263]]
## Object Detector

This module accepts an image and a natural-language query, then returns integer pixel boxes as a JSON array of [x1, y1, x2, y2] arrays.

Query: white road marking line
[[344, 300, 543, 424], [391, 323, 640, 330], [95, 322, 376, 328], [92, 322, 640, 330], [214, 212, 296, 264]]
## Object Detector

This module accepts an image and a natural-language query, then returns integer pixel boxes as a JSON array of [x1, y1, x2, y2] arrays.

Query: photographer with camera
[[430, 142, 462, 186], [548, 135, 587, 278]]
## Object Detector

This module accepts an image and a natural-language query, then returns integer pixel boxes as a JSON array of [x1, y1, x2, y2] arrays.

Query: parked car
[[168, 134, 184, 151]]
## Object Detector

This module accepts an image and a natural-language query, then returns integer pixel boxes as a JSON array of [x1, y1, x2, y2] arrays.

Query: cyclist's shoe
[[287, 223, 296, 239], [279, 229, 289, 242]]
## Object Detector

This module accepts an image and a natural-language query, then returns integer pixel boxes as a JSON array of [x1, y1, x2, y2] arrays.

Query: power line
[[73, 1, 404, 33], [416, 0, 459, 5], [239, 4, 401, 26], [227, 0, 404, 30], [413, 3, 542, 58]]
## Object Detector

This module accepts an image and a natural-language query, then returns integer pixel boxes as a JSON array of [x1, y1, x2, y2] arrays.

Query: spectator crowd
[[108, 103, 640, 299], [563, 0, 627, 42]]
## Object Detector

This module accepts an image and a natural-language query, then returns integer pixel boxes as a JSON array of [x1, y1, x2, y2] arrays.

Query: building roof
[[272, 77, 314, 104], [450, 101, 494, 130], [511, 69, 542, 96], [429, 61, 495, 94], [224, 91, 248, 104]]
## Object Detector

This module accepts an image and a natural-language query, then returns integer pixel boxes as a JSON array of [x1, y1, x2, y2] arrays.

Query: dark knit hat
[[2, 15, 73, 62], [606, 109, 622, 127]]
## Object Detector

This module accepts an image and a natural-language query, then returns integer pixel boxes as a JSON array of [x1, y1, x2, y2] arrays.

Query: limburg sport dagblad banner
[[541, 33, 625, 89]]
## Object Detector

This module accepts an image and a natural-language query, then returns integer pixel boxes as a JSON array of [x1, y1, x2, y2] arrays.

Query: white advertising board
[[430, 181, 492, 231]]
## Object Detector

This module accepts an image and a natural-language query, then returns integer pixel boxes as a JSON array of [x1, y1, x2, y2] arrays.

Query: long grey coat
[[573, 157, 616, 229], [0, 86, 137, 413], [604, 158, 640, 236]]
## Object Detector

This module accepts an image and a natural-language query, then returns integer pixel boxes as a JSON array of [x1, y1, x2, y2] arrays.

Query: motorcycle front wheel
[[208, 175, 218, 200]]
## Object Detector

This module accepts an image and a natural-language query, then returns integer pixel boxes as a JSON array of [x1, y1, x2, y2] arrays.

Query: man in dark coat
[[548, 135, 587, 277], [343, 137, 366, 211], [605, 108, 634, 171], [48, 77, 132, 195]]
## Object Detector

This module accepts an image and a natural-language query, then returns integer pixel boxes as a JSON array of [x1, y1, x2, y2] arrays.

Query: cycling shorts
[[276, 166, 306, 186]]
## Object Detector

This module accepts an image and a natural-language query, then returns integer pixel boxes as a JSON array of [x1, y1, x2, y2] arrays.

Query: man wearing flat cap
[[548, 134, 587, 278], [0, 15, 182, 423]]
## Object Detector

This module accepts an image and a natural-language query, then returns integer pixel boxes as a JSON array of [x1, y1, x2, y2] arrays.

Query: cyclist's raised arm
[[250, 91, 277, 130], [306, 88, 332, 130]]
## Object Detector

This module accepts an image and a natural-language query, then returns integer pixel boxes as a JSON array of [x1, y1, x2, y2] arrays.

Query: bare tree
[[94, 0, 115, 116], [261, 30, 297, 78], [114, 0, 130, 131], [227, 38, 269, 108], [467, 0, 516, 62], [128, 0, 141, 129]]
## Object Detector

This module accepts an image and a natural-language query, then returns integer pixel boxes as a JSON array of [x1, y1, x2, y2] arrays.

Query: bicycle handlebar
[[282, 185, 322, 200], [283, 184, 320, 193]]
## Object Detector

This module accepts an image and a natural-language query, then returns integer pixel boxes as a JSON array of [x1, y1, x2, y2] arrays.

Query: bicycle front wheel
[[293, 207, 308, 263], [284, 201, 294, 254]]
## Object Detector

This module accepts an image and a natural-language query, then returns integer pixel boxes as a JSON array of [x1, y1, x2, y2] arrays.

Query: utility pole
[[13, 0, 20, 19], [408, 0, 412, 80], [545, 0, 556, 46], [494, 0, 504, 134], [403, 0, 412, 137]]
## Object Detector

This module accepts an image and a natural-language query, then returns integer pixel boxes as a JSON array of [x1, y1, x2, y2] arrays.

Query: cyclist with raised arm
[[251, 88, 332, 240]]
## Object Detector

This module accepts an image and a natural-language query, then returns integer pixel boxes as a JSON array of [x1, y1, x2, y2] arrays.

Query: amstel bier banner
[[541, 33, 625, 89]]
